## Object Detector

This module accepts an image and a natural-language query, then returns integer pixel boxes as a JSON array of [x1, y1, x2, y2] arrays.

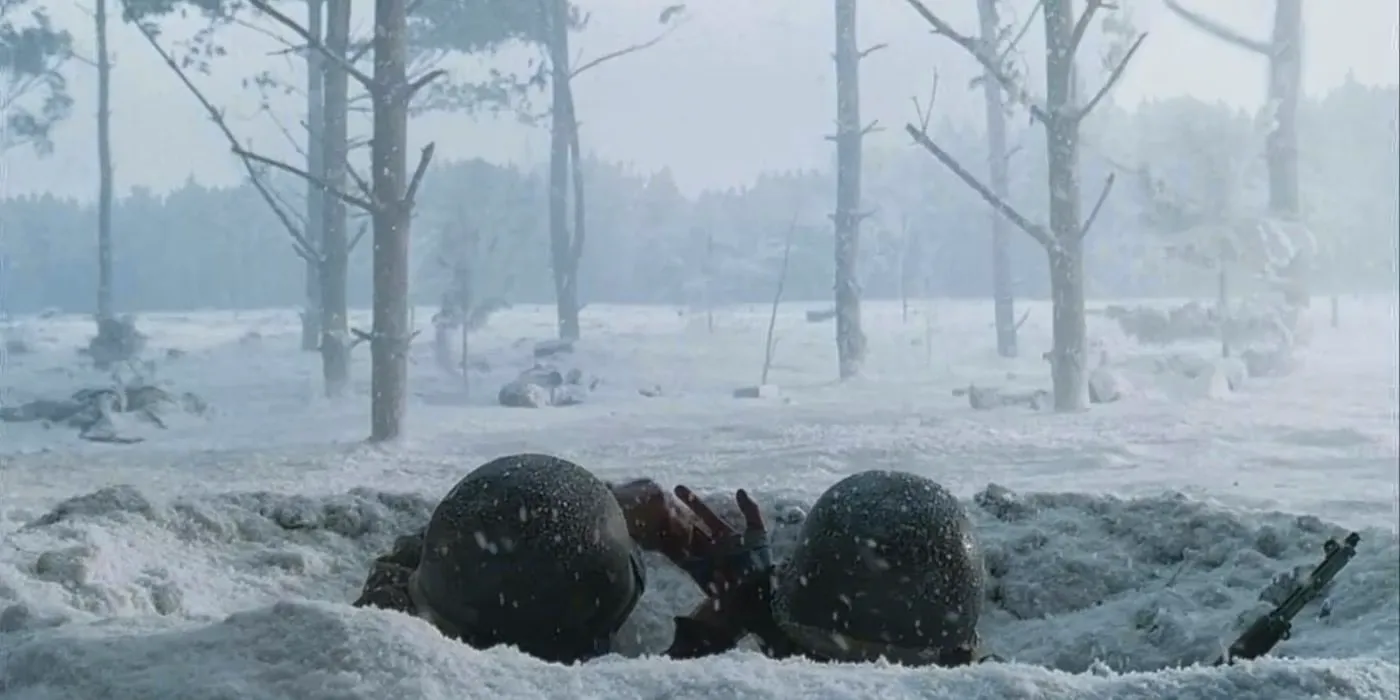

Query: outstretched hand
[[672, 485, 771, 600]]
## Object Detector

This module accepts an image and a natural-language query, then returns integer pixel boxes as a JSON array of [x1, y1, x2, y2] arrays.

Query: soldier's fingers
[[736, 489, 766, 533], [675, 485, 735, 536]]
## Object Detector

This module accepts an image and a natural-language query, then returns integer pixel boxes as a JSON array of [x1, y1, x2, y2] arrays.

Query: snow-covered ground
[[1, 296, 1397, 700]]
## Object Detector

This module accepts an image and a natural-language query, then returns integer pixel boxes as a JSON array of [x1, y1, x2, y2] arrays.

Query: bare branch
[[247, 0, 377, 89], [235, 147, 376, 212], [1068, 0, 1106, 57], [407, 69, 447, 98], [1074, 33, 1146, 121], [131, 19, 319, 264], [570, 27, 677, 80], [348, 221, 369, 252], [263, 106, 308, 161], [911, 72, 939, 134], [346, 165, 374, 204], [1078, 173, 1115, 239], [858, 42, 888, 60], [404, 143, 437, 207], [1163, 0, 1273, 55], [859, 120, 882, 137], [232, 15, 304, 54], [904, 124, 1057, 252], [1000, 0, 1043, 63], [903, 0, 1050, 123]]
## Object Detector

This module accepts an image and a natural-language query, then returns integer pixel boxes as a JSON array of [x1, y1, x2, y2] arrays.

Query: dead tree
[[544, 0, 582, 340], [129, 10, 367, 400], [902, 0, 1143, 411], [95, 0, 114, 323], [136, 1, 439, 439], [830, 0, 877, 379], [976, 0, 1037, 358], [300, 0, 325, 351], [1164, 0, 1308, 309], [318, 0, 352, 396], [358, 0, 438, 441], [541, 2, 685, 341]]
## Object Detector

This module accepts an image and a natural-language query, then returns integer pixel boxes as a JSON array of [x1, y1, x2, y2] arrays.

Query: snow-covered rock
[[1088, 367, 1130, 404], [497, 380, 550, 408]]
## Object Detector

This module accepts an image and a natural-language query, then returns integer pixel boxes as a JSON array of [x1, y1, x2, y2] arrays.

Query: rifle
[[1215, 531, 1361, 665]]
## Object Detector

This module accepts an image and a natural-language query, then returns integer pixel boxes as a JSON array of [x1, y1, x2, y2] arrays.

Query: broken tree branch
[[1068, 0, 1107, 57], [131, 20, 319, 265], [407, 69, 447, 98], [235, 147, 377, 213], [858, 42, 888, 59], [346, 164, 374, 205], [1078, 173, 1115, 239], [910, 72, 939, 134], [570, 25, 678, 80], [348, 221, 369, 252], [1163, 0, 1273, 55], [404, 143, 437, 207], [904, 123, 1057, 252], [247, 0, 377, 89], [903, 0, 1050, 124], [1074, 32, 1146, 121]]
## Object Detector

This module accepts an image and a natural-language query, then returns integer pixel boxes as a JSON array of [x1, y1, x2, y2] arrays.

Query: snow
[[1, 297, 1397, 700]]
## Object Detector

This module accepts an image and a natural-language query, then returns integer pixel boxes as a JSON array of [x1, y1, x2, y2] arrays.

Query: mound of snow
[[1, 485, 1396, 699], [1, 602, 1397, 700]]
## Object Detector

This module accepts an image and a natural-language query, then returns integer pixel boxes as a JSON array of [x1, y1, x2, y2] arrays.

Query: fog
[[1, 0, 1396, 313]]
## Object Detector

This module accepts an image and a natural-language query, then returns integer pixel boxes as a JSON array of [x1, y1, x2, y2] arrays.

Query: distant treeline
[[1, 82, 1394, 316]]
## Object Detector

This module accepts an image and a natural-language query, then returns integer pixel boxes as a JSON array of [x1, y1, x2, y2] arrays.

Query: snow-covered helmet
[[409, 454, 644, 662], [771, 470, 985, 665]]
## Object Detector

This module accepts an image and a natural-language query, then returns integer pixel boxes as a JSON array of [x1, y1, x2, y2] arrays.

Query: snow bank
[[1, 602, 1396, 700], [2, 484, 1395, 699]]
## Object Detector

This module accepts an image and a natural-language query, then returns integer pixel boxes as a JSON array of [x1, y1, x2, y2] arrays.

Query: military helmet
[[409, 453, 644, 662], [771, 470, 984, 665]]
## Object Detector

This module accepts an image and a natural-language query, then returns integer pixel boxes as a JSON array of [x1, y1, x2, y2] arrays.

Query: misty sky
[[6, 0, 1398, 200]]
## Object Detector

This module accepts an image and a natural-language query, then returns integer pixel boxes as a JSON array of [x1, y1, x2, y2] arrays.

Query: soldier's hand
[[672, 486, 771, 603], [611, 478, 703, 563]]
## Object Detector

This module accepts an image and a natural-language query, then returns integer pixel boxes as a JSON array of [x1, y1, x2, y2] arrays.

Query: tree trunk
[[1043, 0, 1088, 411], [319, 0, 351, 397], [1268, 0, 1306, 307], [977, 0, 1018, 358], [368, 0, 413, 442], [832, 0, 867, 380], [546, 0, 581, 341], [301, 0, 325, 351], [95, 0, 114, 322]]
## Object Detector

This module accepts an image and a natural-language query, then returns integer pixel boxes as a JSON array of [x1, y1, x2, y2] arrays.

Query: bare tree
[[1164, 0, 1309, 310], [134, 0, 440, 439], [543, 0, 581, 341], [95, 0, 114, 322], [976, 0, 1039, 358], [300, 0, 325, 351], [902, 0, 1143, 411], [830, 0, 878, 379], [541, 2, 686, 341], [318, 0, 352, 396], [126, 4, 367, 400]]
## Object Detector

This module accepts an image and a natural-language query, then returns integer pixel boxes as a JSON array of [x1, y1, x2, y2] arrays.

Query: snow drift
[[1, 483, 1396, 699]]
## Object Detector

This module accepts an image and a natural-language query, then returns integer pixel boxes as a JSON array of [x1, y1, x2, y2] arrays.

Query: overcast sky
[[6, 0, 1397, 200]]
